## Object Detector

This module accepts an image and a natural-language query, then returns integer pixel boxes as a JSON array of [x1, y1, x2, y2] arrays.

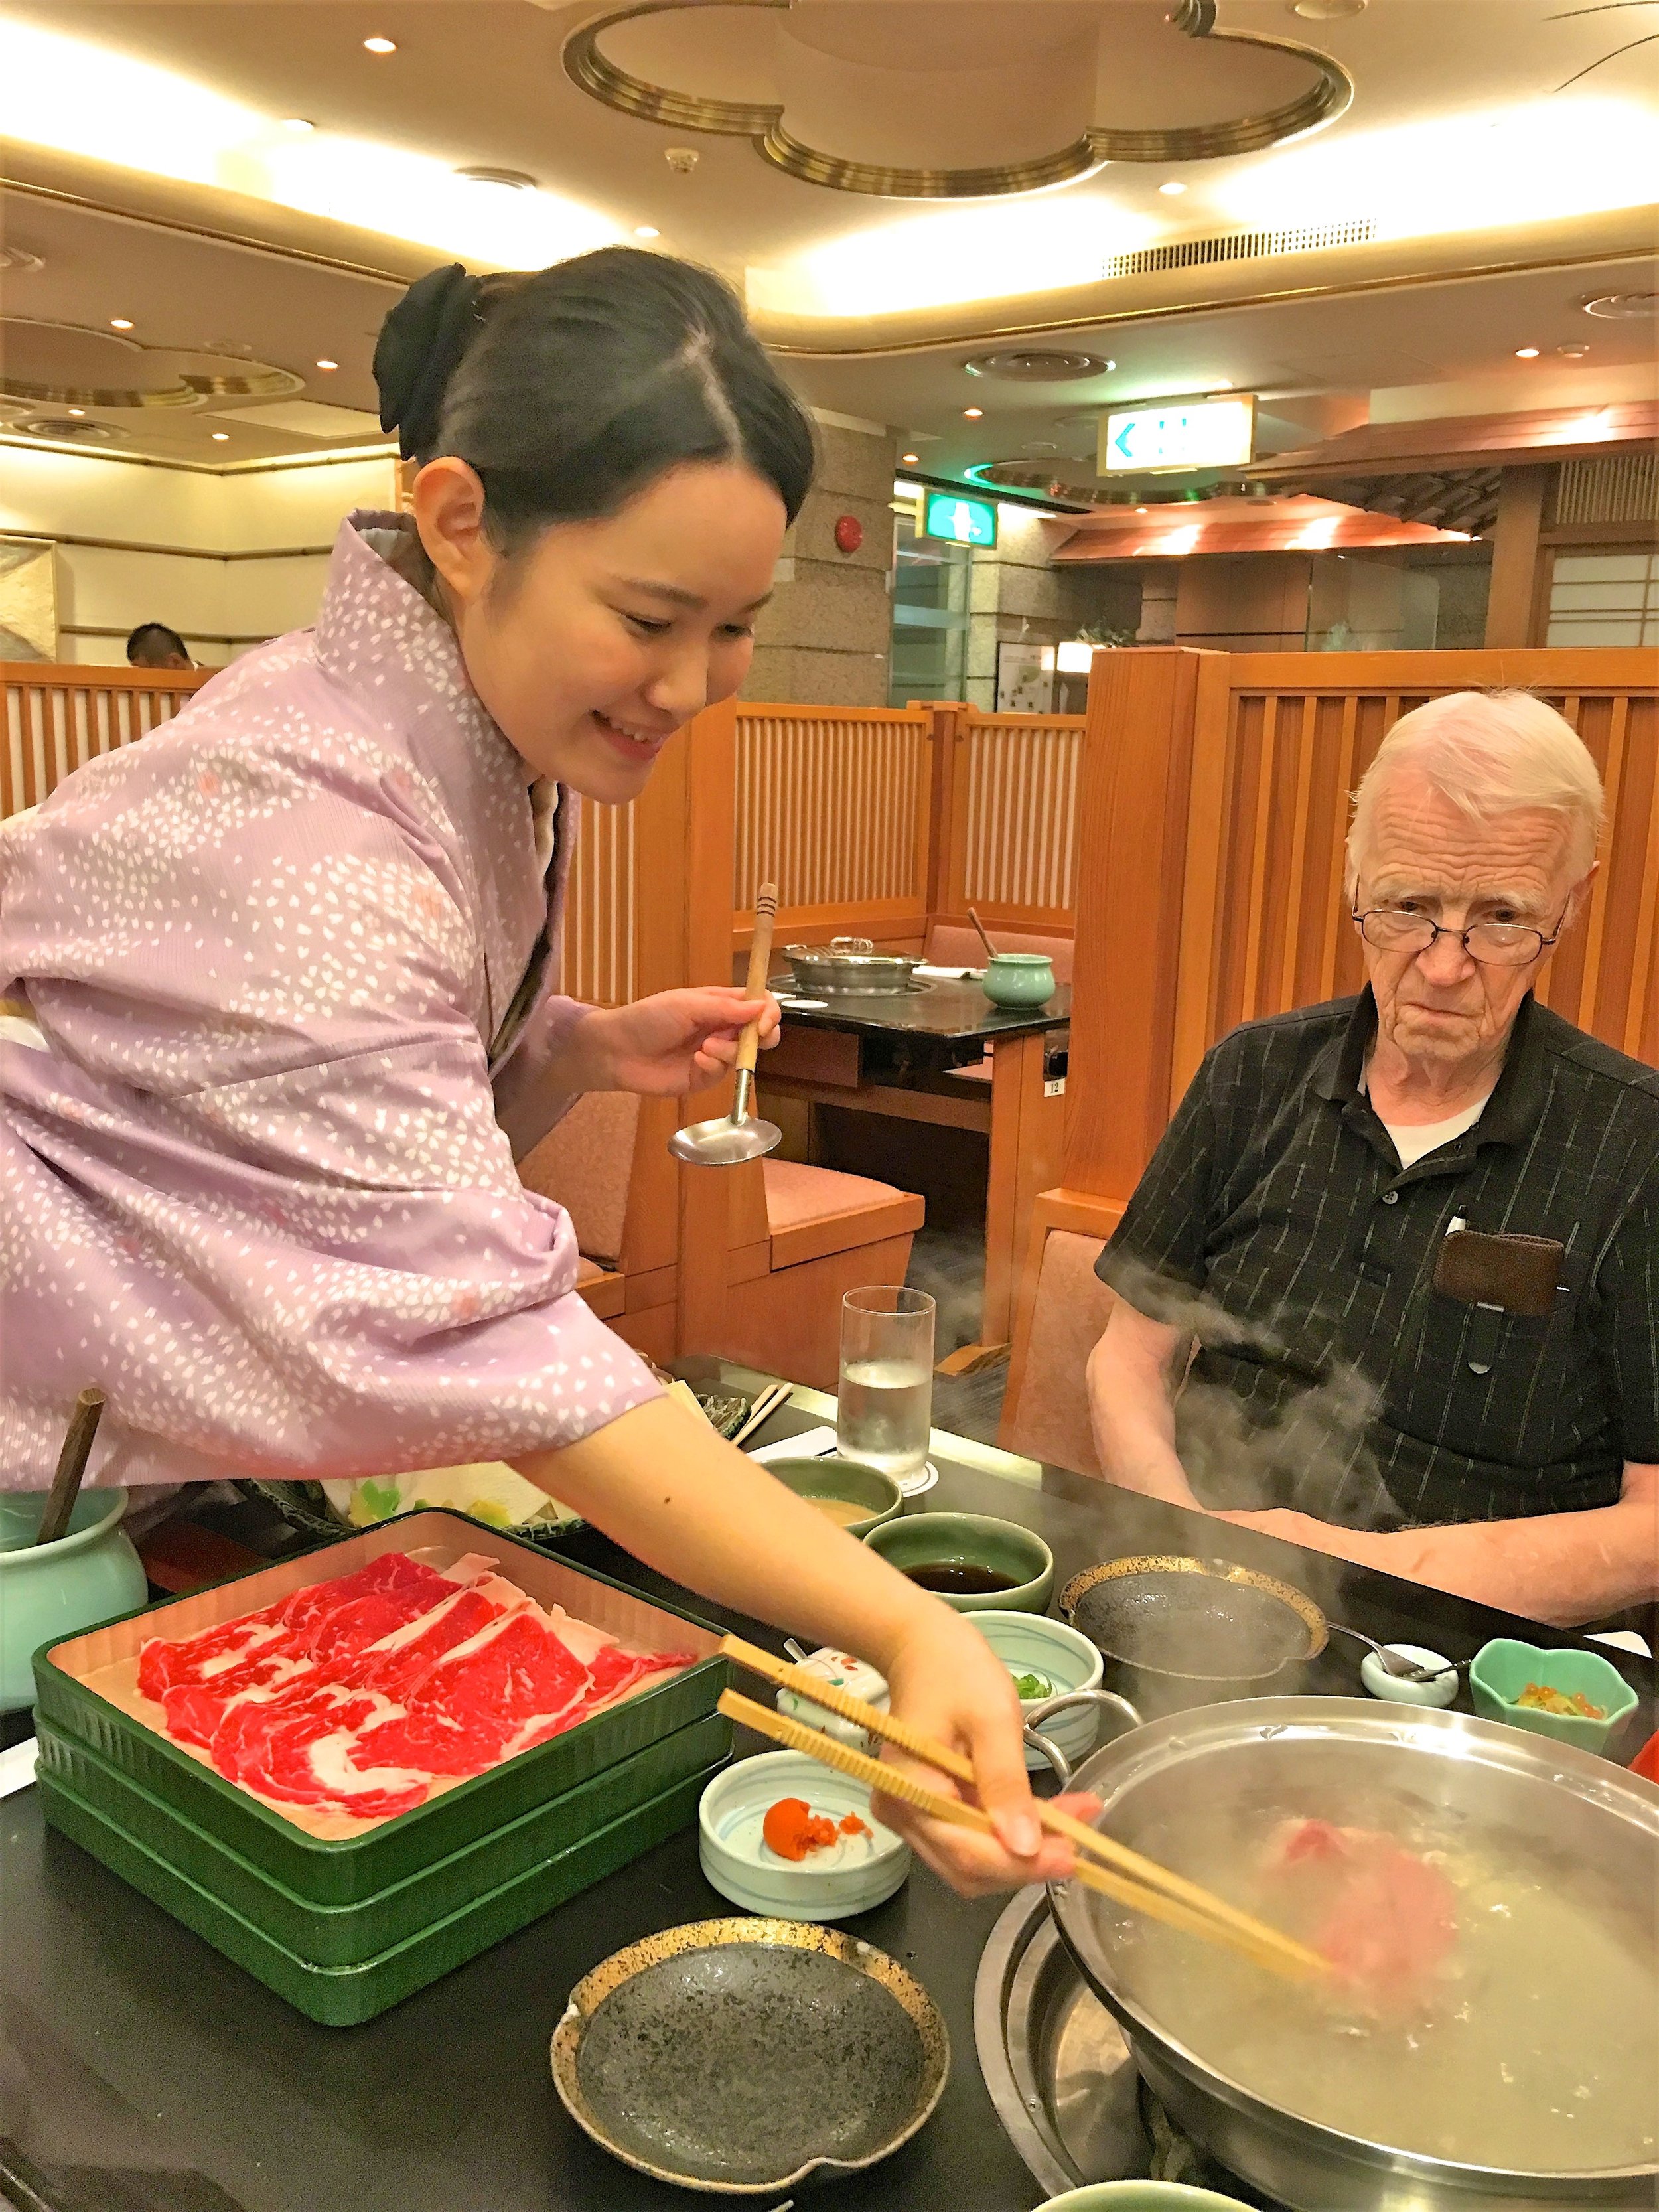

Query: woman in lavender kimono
[[0, 250, 1088, 1893]]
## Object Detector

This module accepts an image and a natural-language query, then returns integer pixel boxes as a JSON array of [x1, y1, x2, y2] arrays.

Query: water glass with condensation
[[837, 1287, 935, 1483]]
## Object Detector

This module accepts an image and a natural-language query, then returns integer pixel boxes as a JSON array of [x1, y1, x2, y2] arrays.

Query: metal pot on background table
[[780, 938, 922, 996], [1045, 1698, 1659, 2211]]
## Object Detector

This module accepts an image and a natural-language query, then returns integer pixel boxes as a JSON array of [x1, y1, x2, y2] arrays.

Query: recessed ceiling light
[[633, 225, 660, 240], [363, 35, 397, 54], [110, 317, 134, 330], [211, 431, 230, 441], [1557, 342, 1591, 357], [281, 118, 315, 134], [1515, 346, 1540, 358], [67, 407, 85, 417], [1159, 181, 1187, 196], [315, 358, 338, 372], [964, 406, 983, 419], [902, 452, 919, 464]]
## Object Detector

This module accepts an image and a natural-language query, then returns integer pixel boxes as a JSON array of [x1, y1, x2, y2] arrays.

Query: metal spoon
[[1329, 1622, 1458, 1685], [35, 1387, 106, 1547], [669, 881, 783, 1167]]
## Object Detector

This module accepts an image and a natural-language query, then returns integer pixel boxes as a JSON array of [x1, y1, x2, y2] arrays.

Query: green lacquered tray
[[33, 1510, 726, 1904], [36, 1708, 729, 1965], [40, 1755, 718, 2026]]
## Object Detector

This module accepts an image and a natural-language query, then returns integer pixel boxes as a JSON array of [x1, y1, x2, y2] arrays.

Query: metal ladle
[[669, 881, 782, 1168]]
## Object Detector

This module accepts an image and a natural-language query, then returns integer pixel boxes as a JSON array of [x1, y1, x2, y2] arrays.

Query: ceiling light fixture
[[363, 37, 397, 55], [211, 431, 230, 441], [110, 317, 134, 330], [902, 452, 919, 464], [1158, 181, 1187, 196], [1557, 342, 1591, 357], [964, 407, 983, 419], [315, 358, 338, 371], [634, 224, 660, 239], [67, 407, 85, 417], [1515, 346, 1540, 358]]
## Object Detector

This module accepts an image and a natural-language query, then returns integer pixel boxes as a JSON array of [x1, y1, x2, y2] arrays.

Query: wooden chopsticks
[[730, 1383, 792, 1450], [719, 1635, 1329, 1987]]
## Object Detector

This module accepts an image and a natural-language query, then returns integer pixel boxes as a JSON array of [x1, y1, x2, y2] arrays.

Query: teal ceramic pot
[[864, 1511, 1054, 1613], [982, 952, 1056, 1007], [0, 1489, 149, 1711], [1469, 1636, 1638, 1754]]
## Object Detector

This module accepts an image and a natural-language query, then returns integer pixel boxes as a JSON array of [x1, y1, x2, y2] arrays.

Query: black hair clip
[[373, 262, 482, 461]]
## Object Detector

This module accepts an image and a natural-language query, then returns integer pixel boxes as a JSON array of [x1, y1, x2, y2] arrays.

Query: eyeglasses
[[1351, 904, 1567, 968]]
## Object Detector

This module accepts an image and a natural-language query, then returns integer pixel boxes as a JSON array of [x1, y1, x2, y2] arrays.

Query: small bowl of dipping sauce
[[762, 1455, 903, 1537], [863, 1511, 1054, 1614]]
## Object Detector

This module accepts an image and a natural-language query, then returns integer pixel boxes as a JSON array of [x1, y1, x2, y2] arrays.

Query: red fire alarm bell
[[834, 514, 863, 554]]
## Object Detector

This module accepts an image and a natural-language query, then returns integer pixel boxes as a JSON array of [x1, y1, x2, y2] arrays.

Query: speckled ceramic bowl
[[551, 1917, 949, 2193], [972, 1611, 1104, 1769], [698, 1749, 909, 1919]]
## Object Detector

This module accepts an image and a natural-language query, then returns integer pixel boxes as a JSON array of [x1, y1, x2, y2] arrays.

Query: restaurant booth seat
[[713, 1157, 926, 1392], [999, 1227, 1112, 1478], [928, 923, 1074, 1086]]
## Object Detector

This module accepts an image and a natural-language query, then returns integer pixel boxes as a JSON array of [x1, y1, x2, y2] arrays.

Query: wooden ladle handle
[[737, 882, 778, 1078]]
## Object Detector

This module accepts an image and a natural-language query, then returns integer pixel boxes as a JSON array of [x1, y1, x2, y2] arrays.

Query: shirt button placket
[[1380, 1189, 1400, 1205]]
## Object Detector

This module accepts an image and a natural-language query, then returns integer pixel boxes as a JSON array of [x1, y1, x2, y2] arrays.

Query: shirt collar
[[1311, 986, 1549, 1149]]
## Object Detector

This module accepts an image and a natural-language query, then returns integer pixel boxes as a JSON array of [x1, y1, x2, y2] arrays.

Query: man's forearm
[[1230, 1468, 1659, 1628], [1086, 1321, 1202, 1509]]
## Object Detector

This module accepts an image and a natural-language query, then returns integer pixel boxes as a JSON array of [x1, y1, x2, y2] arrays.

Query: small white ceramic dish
[[775, 1646, 890, 1751], [698, 1749, 910, 1920], [972, 1611, 1106, 1769], [1360, 1641, 1459, 1708]]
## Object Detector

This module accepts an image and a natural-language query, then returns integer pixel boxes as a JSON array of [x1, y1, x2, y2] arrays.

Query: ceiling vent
[[964, 350, 1115, 382], [1102, 218, 1376, 279], [0, 246, 44, 275], [14, 415, 124, 444]]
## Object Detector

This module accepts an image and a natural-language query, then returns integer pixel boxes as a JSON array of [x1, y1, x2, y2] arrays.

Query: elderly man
[[1086, 690, 1658, 1628]]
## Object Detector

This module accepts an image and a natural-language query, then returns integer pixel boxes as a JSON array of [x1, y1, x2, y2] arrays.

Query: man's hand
[[559, 988, 782, 1097]]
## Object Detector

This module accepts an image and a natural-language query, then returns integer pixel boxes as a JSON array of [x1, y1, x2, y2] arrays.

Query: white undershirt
[[1360, 1068, 1492, 1169]]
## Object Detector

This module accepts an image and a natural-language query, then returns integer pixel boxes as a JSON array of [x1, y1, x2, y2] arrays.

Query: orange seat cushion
[[762, 1158, 925, 1270]]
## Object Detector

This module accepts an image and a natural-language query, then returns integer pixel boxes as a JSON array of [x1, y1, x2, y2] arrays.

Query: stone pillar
[[963, 507, 1137, 709], [743, 411, 898, 705]]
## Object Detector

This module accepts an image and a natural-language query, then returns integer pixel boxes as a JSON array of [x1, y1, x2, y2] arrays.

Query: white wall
[[0, 443, 398, 666]]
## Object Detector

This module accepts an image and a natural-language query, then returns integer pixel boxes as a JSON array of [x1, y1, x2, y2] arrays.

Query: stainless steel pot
[[1048, 1697, 1659, 2211], [782, 938, 922, 996]]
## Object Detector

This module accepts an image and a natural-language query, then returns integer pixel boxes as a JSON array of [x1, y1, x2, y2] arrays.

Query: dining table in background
[[1, 1362, 1651, 2212], [760, 976, 1073, 1373]]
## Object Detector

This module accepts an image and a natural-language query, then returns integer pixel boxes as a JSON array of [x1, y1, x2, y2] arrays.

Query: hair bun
[[374, 262, 482, 461]]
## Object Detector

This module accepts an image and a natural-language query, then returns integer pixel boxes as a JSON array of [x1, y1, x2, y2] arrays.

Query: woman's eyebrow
[[612, 576, 773, 615]]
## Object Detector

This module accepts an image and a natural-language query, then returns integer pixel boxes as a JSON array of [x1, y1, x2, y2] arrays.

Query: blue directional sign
[[1100, 396, 1255, 474], [920, 488, 999, 548]]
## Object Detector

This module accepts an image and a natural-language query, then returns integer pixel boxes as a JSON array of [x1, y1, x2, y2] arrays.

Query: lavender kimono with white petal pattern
[[0, 514, 661, 1493]]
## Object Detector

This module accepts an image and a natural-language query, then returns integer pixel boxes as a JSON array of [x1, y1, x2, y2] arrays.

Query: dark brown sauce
[[902, 1562, 1017, 1595]]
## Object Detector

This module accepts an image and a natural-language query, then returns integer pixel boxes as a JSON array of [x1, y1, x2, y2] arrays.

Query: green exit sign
[[920, 489, 998, 548]]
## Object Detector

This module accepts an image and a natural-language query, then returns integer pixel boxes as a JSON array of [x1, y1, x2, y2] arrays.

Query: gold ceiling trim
[[564, 0, 1352, 197], [0, 318, 302, 411]]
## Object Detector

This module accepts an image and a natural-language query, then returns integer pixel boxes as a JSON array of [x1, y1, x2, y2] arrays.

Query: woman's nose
[[641, 642, 709, 723]]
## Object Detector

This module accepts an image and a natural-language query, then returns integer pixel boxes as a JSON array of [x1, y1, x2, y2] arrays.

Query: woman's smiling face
[[413, 456, 784, 803]]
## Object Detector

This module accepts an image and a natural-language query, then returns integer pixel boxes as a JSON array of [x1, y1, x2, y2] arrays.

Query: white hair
[[1346, 690, 1604, 894]]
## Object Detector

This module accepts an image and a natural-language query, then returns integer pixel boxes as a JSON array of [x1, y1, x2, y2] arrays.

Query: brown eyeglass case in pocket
[[1433, 1229, 1564, 1317]]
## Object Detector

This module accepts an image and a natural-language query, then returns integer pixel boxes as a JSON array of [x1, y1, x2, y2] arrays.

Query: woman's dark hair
[[373, 248, 815, 547]]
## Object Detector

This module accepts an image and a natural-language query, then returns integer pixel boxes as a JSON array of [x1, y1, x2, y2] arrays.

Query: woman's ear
[[411, 457, 496, 607]]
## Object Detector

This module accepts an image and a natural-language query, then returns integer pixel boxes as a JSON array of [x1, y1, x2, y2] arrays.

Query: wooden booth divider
[[1002, 645, 1659, 1473], [3, 662, 210, 820]]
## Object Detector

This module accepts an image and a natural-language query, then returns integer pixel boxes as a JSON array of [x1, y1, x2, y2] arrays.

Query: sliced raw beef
[[1261, 1818, 1460, 2008], [350, 1607, 593, 1779], [137, 1605, 288, 1703], [336, 1584, 514, 1699], [510, 1645, 701, 1752]]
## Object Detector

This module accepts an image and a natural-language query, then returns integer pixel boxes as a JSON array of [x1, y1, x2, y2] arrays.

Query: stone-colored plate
[[551, 1915, 949, 2193]]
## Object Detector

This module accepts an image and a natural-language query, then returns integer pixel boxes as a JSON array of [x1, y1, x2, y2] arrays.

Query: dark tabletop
[[772, 976, 1071, 1046], [2, 1405, 1652, 2212]]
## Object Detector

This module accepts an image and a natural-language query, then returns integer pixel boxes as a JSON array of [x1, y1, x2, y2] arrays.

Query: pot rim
[[1048, 1696, 1659, 2193], [0, 1486, 129, 1566]]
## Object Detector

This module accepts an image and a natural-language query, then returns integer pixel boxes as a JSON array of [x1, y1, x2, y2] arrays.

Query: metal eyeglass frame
[[1349, 902, 1569, 968]]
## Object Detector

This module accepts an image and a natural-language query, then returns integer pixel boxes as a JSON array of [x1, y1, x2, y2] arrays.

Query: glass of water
[[837, 1286, 935, 1483]]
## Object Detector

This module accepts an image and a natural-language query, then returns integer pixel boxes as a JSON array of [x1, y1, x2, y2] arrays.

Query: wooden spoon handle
[[36, 1388, 106, 1547], [737, 881, 778, 1078]]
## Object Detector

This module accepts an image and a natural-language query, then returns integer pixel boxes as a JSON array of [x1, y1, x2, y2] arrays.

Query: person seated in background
[[125, 621, 194, 670], [1086, 690, 1658, 1630]]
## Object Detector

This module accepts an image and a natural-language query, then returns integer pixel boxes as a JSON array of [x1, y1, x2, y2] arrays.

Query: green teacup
[[983, 952, 1056, 1007], [864, 1511, 1054, 1613]]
